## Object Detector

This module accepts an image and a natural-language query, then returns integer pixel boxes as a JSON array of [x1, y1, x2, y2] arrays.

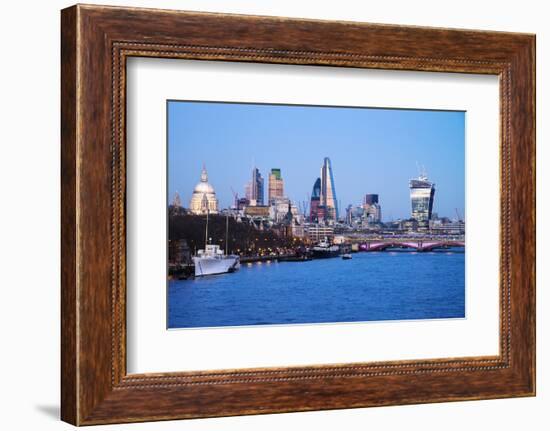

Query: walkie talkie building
[[409, 173, 435, 224]]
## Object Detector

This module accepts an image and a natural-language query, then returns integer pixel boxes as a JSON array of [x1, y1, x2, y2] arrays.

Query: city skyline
[[168, 101, 465, 221]]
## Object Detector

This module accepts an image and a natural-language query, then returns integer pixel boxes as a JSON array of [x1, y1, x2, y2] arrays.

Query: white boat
[[193, 210, 240, 277], [193, 244, 240, 276]]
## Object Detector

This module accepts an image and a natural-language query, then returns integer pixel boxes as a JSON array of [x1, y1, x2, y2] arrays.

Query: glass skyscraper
[[409, 173, 435, 224], [320, 157, 338, 221], [252, 167, 264, 206], [309, 177, 321, 222], [246, 167, 264, 206], [364, 194, 379, 206]]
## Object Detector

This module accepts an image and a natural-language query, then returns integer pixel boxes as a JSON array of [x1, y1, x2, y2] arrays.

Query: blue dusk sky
[[168, 101, 465, 221]]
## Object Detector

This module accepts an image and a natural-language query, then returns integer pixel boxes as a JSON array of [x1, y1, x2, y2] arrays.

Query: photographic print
[[167, 101, 465, 329]]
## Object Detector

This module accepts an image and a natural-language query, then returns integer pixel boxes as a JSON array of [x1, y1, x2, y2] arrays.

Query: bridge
[[358, 240, 464, 252]]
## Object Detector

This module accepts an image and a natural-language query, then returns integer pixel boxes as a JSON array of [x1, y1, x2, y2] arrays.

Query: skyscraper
[[268, 168, 284, 203], [363, 194, 379, 206], [409, 172, 435, 224], [365, 203, 382, 223], [247, 167, 264, 206], [244, 182, 252, 202], [320, 157, 338, 221], [363, 194, 381, 223], [309, 177, 321, 222]]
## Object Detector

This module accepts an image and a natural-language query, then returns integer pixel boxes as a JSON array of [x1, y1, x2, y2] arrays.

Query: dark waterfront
[[168, 249, 465, 329]]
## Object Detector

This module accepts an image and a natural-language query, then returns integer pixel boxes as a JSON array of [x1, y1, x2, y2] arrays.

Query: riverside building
[[306, 224, 335, 243]]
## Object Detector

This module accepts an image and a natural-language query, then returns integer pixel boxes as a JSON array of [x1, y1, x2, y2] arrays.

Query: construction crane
[[302, 200, 309, 217], [455, 208, 462, 222], [230, 187, 239, 209]]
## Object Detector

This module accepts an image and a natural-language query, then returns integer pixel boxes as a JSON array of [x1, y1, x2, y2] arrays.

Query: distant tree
[[168, 214, 303, 255]]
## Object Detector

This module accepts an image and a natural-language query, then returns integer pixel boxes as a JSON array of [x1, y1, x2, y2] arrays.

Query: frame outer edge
[[61, 5, 79, 426], [505, 34, 536, 396], [60, 4, 536, 424], [531, 34, 536, 396], [526, 35, 536, 395]]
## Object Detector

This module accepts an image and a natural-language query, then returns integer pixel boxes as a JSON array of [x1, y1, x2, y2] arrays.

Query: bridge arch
[[361, 240, 464, 252]]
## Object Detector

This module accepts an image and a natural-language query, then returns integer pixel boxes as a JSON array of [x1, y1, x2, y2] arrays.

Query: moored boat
[[311, 238, 340, 259], [193, 210, 240, 277], [193, 244, 240, 276]]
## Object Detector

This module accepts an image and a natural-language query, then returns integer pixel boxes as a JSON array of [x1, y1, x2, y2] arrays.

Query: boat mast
[[225, 213, 229, 255], [205, 208, 209, 248]]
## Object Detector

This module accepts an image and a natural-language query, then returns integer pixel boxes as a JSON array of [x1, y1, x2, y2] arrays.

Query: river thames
[[168, 249, 465, 329]]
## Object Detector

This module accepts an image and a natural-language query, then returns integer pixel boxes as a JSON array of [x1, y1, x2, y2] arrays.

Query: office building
[[309, 177, 321, 222], [246, 167, 264, 206], [320, 157, 338, 220], [364, 194, 379, 206], [268, 168, 284, 203], [363, 194, 381, 223], [307, 225, 335, 242], [409, 172, 435, 224]]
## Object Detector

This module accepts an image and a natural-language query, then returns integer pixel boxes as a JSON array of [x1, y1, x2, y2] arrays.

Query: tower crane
[[455, 208, 462, 222], [230, 187, 239, 209]]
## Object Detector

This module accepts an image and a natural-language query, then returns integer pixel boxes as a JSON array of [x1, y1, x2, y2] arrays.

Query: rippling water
[[168, 249, 465, 329]]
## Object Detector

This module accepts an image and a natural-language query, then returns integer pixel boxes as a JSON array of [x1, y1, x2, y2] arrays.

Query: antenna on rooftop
[[416, 161, 428, 179]]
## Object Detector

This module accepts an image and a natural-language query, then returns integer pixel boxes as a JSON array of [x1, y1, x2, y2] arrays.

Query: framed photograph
[[164, 101, 466, 330], [61, 4, 535, 425]]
